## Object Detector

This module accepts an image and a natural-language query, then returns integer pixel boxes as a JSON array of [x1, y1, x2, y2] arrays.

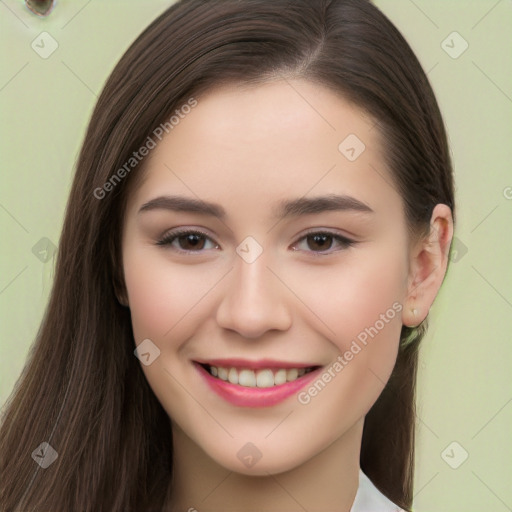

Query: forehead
[[126, 79, 402, 221]]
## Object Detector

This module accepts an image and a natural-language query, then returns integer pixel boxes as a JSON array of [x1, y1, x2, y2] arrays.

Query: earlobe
[[117, 294, 129, 307], [402, 204, 453, 327], [403, 307, 420, 328], [113, 279, 129, 307]]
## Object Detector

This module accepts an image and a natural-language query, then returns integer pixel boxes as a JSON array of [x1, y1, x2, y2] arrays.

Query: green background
[[1, 1, 511, 510]]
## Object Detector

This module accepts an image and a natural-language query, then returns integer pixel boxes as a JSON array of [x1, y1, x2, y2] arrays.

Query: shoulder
[[350, 469, 407, 512]]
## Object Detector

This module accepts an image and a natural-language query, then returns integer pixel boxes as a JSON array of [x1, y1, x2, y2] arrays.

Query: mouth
[[199, 363, 319, 388], [194, 359, 323, 407]]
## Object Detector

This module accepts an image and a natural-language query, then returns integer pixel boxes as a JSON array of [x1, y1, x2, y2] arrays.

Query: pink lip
[[194, 362, 323, 408], [194, 358, 316, 370]]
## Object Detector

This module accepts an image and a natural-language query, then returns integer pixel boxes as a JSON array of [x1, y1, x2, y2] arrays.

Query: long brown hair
[[0, 1, 454, 510]]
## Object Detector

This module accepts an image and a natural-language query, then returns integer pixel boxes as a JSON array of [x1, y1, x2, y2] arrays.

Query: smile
[[194, 359, 322, 408], [203, 364, 316, 387]]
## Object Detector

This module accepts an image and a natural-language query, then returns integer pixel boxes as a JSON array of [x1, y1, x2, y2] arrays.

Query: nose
[[215, 251, 292, 339]]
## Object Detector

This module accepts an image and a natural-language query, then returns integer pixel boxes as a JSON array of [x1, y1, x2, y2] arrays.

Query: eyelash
[[156, 228, 356, 256], [156, 229, 218, 252]]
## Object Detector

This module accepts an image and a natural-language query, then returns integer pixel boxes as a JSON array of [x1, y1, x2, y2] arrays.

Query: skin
[[120, 79, 453, 511]]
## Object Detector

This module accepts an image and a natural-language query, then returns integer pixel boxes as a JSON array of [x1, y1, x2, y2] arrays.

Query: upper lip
[[194, 358, 320, 369]]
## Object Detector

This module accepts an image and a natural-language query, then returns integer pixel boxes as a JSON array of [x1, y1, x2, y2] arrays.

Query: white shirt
[[350, 470, 406, 512]]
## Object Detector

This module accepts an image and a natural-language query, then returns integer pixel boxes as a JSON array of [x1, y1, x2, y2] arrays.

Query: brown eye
[[293, 231, 354, 255], [306, 234, 335, 251], [156, 230, 218, 253], [176, 233, 207, 251]]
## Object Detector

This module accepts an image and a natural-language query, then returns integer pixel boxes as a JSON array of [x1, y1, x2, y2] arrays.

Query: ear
[[110, 238, 129, 307], [114, 288, 129, 307], [402, 204, 453, 327], [113, 275, 129, 307]]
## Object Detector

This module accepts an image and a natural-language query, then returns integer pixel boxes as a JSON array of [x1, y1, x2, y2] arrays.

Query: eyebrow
[[138, 195, 225, 217], [138, 193, 374, 219], [276, 194, 373, 217]]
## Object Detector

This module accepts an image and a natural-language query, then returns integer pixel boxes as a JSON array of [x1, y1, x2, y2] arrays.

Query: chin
[[202, 437, 320, 477]]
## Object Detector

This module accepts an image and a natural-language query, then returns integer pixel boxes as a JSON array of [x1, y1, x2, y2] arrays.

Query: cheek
[[291, 246, 406, 344], [123, 247, 216, 343], [122, 247, 214, 419], [335, 258, 405, 361], [287, 244, 407, 408]]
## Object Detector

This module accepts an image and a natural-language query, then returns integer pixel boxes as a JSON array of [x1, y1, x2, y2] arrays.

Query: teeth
[[238, 369, 257, 386], [256, 369, 274, 388], [217, 367, 228, 381], [228, 368, 238, 385], [274, 369, 287, 385], [206, 365, 313, 387], [286, 368, 298, 381]]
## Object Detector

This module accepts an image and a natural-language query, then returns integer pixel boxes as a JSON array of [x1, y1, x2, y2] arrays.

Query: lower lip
[[195, 363, 322, 408]]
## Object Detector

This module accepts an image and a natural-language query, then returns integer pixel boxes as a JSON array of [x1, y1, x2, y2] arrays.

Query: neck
[[167, 418, 364, 512]]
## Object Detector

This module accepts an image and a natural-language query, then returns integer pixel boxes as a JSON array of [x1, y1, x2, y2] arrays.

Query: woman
[[0, 0, 454, 510]]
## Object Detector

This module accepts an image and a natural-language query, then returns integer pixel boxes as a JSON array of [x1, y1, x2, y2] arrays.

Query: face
[[122, 79, 413, 475]]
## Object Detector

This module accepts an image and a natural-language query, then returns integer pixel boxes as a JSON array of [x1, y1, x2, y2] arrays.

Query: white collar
[[350, 469, 406, 512]]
